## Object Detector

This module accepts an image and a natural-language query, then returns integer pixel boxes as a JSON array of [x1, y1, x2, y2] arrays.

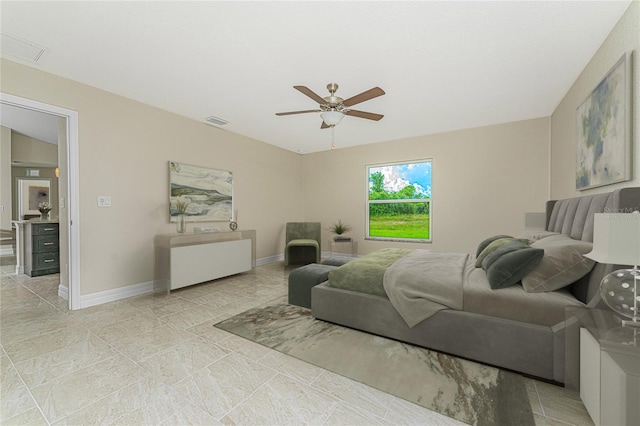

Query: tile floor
[[0, 258, 594, 425]]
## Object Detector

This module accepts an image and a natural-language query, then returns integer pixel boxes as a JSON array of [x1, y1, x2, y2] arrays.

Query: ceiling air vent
[[1, 32, 47, 63], [205, 115, 229, 126]]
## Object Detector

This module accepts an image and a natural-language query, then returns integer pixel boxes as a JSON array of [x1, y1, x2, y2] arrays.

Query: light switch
[[97, 196, 112, 207]]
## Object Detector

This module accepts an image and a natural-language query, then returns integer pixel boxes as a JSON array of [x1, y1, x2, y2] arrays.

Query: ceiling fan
[[276, 83, 385, 129]]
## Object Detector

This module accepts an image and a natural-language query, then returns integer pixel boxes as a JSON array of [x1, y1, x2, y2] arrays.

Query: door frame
[[1, 93, 80, 310]]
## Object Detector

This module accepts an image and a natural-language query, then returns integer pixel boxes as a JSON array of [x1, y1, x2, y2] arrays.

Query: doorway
[[0, 93, 80, 310]]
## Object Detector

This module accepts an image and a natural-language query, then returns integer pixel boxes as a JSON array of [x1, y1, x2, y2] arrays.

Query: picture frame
[[17, 178, 51, 220], [576, 53, 632, 191], [168, 161, 233, 222]]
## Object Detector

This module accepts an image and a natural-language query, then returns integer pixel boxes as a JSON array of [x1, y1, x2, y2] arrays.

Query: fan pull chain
[[331, 125, 335, 150]]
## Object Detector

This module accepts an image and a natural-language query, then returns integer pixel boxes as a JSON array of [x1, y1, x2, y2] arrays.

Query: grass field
[[369, 214, 430, 239]]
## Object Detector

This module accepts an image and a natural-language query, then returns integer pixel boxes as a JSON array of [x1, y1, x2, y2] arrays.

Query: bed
[[311, 187, 640, 383]]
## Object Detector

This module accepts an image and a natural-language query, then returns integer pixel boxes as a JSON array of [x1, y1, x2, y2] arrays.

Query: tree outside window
[[366, 160, 432, 242]]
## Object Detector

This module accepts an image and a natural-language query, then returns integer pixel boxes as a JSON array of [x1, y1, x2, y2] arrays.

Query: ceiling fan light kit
[[276, 83, 385, 129], [320, 110, 344, 127]]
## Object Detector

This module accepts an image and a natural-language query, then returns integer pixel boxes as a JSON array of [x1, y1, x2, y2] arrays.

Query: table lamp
[[585, 212, 640, 327]]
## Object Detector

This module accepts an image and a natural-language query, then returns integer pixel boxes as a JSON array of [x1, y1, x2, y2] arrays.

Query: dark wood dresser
[[24, 221, 60, 277]]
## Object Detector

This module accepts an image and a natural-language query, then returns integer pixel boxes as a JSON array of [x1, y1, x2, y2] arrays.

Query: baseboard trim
[[79, 280, 154, 309], [75, 253, 323, 309], [256, 254, 283, 266], [58, 284, 69, 301]]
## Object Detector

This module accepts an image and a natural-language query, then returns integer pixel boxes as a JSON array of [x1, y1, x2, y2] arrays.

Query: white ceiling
[[0, 1, 632, 154], [0, 103, 60, 145]]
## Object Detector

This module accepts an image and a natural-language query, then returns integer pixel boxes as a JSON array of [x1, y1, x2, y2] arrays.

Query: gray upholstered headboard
[[544, 187, 640, 304]]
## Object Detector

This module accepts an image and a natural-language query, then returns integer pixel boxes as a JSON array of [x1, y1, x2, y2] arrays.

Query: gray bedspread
[[383, 249, 467, 327]]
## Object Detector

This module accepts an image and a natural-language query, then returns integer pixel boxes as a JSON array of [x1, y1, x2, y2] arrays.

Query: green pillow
[[481, 239, 531, 270], [485, 248, 544, 289], [475, 237, 517, 267], [475, 234, 512, 258]]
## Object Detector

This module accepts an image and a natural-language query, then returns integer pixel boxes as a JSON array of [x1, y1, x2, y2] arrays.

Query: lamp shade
[[585, 212, 640, 266], [320, 111, 344, 126]]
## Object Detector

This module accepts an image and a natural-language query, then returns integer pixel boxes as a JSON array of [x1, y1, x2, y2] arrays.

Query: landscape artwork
[[169, 161, 233, 222], [576, 54, 630, 190]]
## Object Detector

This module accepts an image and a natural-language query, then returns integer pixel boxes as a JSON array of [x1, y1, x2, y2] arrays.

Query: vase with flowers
[[38, 202, 52, 220], [172, 196, 191, 233]]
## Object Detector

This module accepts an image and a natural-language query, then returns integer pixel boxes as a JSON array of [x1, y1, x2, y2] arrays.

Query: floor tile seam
[[536, 413, 577, 426], [307, 369, 397, 414], [14, 350, 123, 392], [11, 276, 67, 314], [50, 373, 156, 425], [1, 349, 52, 425], [0, 318, 88, 349], [80, 325, 159, 370], [260, 352, 325, 386], [134, 335, 230, 371], [151, 298, 216, 319], [334, 399, 390, 425], [531, 380, 547, 418], [217, 370, 329, 424]]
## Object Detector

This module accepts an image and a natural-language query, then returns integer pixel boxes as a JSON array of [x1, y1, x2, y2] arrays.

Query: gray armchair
[[285, 222, 321, 266]]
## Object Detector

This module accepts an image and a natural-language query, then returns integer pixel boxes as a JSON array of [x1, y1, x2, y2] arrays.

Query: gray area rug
[[216, 303, 534, 426]]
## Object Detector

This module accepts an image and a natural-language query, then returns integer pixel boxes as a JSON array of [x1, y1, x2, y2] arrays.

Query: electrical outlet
[[97, 196, 112, 207]]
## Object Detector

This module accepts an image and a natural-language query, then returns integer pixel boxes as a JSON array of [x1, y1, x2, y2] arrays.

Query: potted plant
[[329, 219, 352, 241]]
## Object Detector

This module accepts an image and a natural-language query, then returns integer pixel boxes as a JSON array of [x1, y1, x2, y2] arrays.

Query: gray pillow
[[481, 239, 531, 270], [521, 234, 596, 293], [485, 247, 544, 289], [475, 234, 512, 258]]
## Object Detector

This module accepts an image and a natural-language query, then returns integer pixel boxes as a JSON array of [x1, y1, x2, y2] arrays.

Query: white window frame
[[365, 159, 432, 243]]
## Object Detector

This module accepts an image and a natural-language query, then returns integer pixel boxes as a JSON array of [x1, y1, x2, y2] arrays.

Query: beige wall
[[0, 126, 11, 230], [1, 59, 304, 295], [302, 117, 550, 255], [550, 1, 639, 198]]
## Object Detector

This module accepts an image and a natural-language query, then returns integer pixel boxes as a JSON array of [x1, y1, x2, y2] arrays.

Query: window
[[366, 160, 432, 242]]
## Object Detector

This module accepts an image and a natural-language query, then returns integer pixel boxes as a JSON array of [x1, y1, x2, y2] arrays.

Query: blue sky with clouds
[[369, 161, 431, 197]]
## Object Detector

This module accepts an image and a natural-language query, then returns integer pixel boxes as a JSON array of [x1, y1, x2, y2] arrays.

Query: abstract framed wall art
[[576, 53, 632, 190], [169, 161, 233, 222]]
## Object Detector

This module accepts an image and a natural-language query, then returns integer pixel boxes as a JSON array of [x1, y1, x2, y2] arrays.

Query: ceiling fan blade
[[345, 110, 384, 121], [342, 87, 385, 107], [275, 109, 321, 116], [294, 86, 327, 105], [321, 121, 330, 129]]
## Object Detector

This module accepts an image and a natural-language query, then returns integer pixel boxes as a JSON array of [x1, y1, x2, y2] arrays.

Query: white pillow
[[521, 234, 596, 293]]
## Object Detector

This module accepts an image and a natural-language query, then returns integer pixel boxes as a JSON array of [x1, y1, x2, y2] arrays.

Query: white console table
[[565, 307, 640, 426], [154, 229, 256, 293]]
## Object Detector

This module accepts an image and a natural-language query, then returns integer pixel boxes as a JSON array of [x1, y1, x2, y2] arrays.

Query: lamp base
[[600, 268, 639, 325]]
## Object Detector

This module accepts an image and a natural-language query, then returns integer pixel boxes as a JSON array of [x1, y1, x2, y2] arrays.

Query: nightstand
[[24, 221, 60, 277], [565, 307, 640, 426]]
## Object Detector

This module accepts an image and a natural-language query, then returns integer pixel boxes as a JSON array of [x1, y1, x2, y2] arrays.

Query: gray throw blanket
[[383, 249, 467, 327]]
